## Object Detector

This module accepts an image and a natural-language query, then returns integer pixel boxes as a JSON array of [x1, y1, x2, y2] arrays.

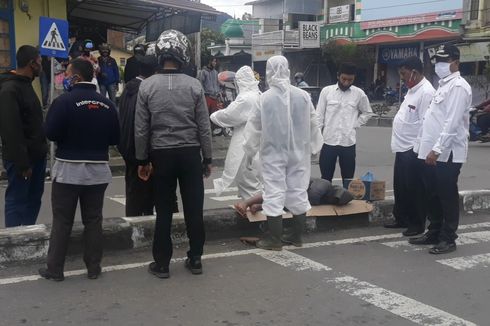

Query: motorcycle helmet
[[133, 43, 147, 56], [145, 42, 156, 57], [98, 43, 111, 55], [82, 39, 95, 53], [294, 72, 304, 80], [155, 29, 190, 66]]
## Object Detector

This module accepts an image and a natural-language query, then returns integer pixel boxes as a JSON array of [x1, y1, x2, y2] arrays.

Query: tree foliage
[[200, 28, 225, 67], [322, 41, 376, 74]]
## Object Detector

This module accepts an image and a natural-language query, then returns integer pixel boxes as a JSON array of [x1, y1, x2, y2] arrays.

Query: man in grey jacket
[[135, 30, 212, 278]]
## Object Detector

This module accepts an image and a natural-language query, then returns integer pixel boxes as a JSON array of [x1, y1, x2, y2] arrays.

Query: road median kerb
[[1, 190, 489, 264]]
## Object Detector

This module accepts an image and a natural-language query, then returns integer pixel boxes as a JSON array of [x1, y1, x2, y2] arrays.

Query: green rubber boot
[[256, 216, 283, 251], [281, 213, 306, 247]]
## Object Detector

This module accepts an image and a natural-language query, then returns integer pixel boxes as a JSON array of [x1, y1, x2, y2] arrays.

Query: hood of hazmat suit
[[210, 66, 262, 199], [243, 56, 323, 216]]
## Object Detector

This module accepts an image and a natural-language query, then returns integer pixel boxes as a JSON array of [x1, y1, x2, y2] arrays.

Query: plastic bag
[[361, 172, 374, 182]]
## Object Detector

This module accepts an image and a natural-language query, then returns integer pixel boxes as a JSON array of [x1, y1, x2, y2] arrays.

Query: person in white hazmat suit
[[210, 66, 262, 199], [243, 55, 323, 250]]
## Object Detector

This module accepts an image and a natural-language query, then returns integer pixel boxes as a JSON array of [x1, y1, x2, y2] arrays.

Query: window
[[0, 0, 14, 71], [470, 0, 480, 20]]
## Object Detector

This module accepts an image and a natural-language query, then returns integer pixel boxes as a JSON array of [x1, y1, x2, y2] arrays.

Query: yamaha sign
[[379, 45, 420, 64]]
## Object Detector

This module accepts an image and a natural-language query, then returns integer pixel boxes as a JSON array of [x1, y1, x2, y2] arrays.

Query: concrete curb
[[1, 190, 489, 264]]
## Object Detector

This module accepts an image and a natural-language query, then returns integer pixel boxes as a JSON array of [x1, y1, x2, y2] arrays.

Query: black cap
[[434, 44, 460, 61]]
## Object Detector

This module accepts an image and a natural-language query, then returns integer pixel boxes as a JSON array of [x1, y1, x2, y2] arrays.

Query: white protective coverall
[[210, 66, 262, 199], [243, 56, 323, 216]]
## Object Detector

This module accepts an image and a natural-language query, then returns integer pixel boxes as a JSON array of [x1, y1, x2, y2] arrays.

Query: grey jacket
[[134, 73, 212, 162], [200, 66, 220, 96]]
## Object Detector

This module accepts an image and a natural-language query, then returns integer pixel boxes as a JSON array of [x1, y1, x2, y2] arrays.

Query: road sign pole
[[49, 58, 55, 177]]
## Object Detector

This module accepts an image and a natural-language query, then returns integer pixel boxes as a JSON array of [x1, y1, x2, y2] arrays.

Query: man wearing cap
[[409, 44, 472, 254]]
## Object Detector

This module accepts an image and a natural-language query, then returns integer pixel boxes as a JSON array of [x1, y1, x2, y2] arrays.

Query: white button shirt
[[417, 72, 472, 163], [391, 78, 435, 153], [316, 85, 373, 147]]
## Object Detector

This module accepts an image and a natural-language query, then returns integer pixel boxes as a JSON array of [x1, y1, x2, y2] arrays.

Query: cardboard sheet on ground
[[244, 200, 374, 222]]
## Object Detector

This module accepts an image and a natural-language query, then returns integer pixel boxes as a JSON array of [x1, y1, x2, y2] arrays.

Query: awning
[[68, 0, 219, 33]]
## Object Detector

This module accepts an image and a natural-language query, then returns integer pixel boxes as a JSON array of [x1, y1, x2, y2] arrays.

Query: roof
[[245, 0, 281, 5], [68, 0, 219, 32]]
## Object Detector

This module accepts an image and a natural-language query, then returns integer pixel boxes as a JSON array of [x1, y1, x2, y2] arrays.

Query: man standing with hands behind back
[[409, 44, 472, 254], [316, 62, 373, 183]]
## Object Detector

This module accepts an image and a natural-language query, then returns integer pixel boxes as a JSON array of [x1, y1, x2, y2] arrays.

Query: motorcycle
[[469, 107, 483, 141]]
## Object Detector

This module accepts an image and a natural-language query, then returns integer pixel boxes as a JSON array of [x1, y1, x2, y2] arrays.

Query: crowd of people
[[0, 28, 478, 281]]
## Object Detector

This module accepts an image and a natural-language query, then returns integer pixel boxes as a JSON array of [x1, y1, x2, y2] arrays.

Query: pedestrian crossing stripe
[[41, 22, 66, 51]]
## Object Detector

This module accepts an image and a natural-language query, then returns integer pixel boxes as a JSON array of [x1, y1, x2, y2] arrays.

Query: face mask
[[63, 75, 77, 92], [405, 71, 417, 89], [435, 62, 451, 79]]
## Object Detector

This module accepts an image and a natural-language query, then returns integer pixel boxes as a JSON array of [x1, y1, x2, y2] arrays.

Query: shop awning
[[68, 0, 219, 33]]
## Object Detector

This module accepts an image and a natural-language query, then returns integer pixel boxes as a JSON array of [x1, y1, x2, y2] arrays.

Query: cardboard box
[[243, 200, 374, 222], [343, 179, 386, 201]]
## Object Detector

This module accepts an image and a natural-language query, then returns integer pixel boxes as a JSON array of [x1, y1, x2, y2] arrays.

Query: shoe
[[185, 257, 203, 275], [402, 228, 424, 237], [256, 216, 283, 251], [87, 266, 102, 280], [384, 222, 407, 229], [429, 241, 456, 254], [281, 214, 306, 247], [38, 268, 64, 282], [148, 262, 170, 278], [408, 232, 439, 245]]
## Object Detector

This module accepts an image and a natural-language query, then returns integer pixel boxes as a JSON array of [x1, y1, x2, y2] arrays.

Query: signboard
[[458, 42, 490, 63], [39, 16, 69, 58], [329, 5, 351, 24], [299, 21, 320, 49], [361, 10, 463, 30], [378, 44, 420, 64], [252, 46, 282, 62]]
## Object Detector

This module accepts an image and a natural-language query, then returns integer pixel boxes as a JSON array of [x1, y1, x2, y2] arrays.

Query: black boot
[[256, 216, 283, 251], [281, 213, 306, 247]]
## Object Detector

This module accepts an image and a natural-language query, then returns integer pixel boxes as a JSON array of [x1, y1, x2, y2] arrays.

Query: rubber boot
[[256, 216, 283, 251], [281, 213, 306, 247]]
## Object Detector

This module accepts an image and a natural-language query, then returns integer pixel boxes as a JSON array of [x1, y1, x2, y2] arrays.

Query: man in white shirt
[[409, 44, 472, 254], [316, 63, 373, 182], [385, 56, 435, 236]]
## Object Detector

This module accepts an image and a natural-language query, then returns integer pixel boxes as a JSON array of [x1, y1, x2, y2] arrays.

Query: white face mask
[[435, 62, 452, 79]]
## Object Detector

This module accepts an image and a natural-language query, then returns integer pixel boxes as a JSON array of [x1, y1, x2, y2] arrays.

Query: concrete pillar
[[373, 44, 379, 83]]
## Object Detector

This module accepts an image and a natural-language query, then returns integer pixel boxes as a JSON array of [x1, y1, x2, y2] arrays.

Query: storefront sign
[[361, 10, 463, 30], [458, 42, 490, 63], [252, 46, 282, 61], [329, 5, 351, 24], [299, 21, 320, 49], [379, 45, 420, 64]]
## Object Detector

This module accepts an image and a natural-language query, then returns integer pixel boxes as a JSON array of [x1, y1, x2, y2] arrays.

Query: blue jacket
[[45, 83, 120, 162], [97, 56, 120, 86]]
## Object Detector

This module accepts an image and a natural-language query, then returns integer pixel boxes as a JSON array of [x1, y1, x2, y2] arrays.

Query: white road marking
[[437, 253, 490, 271], [205, 187, 238, 195], [209, 195, 241, 202], [326, 275, 477, 326], [107, 195, 126, 206], [257, 250, 332, 271], [299, 233, 403, 249]]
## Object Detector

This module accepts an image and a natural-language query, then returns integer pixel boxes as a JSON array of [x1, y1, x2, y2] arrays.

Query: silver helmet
[[155, 29, 190, 65]]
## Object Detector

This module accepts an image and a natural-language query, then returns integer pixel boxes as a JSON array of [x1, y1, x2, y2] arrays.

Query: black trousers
[[319, 144, 356, 182], [151, 147, 205, 268], [392, 150, 427, 230], [47, 181, 108, 275], [477, 114, 490, 134], [124, 160, 154, 216], [421, 154, 462, 243]]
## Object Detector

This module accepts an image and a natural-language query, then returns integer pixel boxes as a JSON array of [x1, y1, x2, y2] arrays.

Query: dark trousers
[[392, 150, 426, 230], [319, 144, 356, 182], [47, 181, 108, 274], [151, 147, 205, 268], [421, 154, 462, 243], [477, 114, 490, 134], [124, 160, 154, 217], [3, 158, 46, 227]]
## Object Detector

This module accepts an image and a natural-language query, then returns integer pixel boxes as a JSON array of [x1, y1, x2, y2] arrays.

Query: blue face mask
[[63, 75, 77, 92]]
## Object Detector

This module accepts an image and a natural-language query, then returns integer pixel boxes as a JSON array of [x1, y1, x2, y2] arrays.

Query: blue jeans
[[99, 83, 117, 103], [3, 159, 47, 227]]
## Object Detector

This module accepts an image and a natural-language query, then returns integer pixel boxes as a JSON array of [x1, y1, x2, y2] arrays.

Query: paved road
[[1, 213, 489, 325], [1, 127, 489, 227]]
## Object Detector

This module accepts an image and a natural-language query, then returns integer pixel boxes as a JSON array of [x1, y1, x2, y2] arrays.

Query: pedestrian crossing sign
[[39, 17, 69, 58]]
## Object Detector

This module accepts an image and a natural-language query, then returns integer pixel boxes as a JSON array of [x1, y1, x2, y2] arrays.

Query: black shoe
[[429, 241, 456, 254], [148, 262, 169, 279], [402, 228, 424, 237], [87, 266, 102, 280], [185, 257, 203, 275], [38, 267, 64, 282], [408, 232, 439, 245], [384, 222, 407, 229]]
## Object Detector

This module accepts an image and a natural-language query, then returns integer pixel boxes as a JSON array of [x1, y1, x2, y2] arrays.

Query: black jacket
[[0, 72, 48, 173], [117, 77, 142, 163], [124, 56, 139, 84], [45, 83, 120, 162]]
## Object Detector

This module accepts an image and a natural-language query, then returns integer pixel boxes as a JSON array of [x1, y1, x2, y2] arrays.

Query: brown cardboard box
[[343, 179, 386, 201]]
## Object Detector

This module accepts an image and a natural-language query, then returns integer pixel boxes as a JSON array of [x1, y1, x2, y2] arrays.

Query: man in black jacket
[[124, 44, 146, 84], [118, 55, 156, 216], [0, 45, 48, 228], [39, 58, 119, 281]]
